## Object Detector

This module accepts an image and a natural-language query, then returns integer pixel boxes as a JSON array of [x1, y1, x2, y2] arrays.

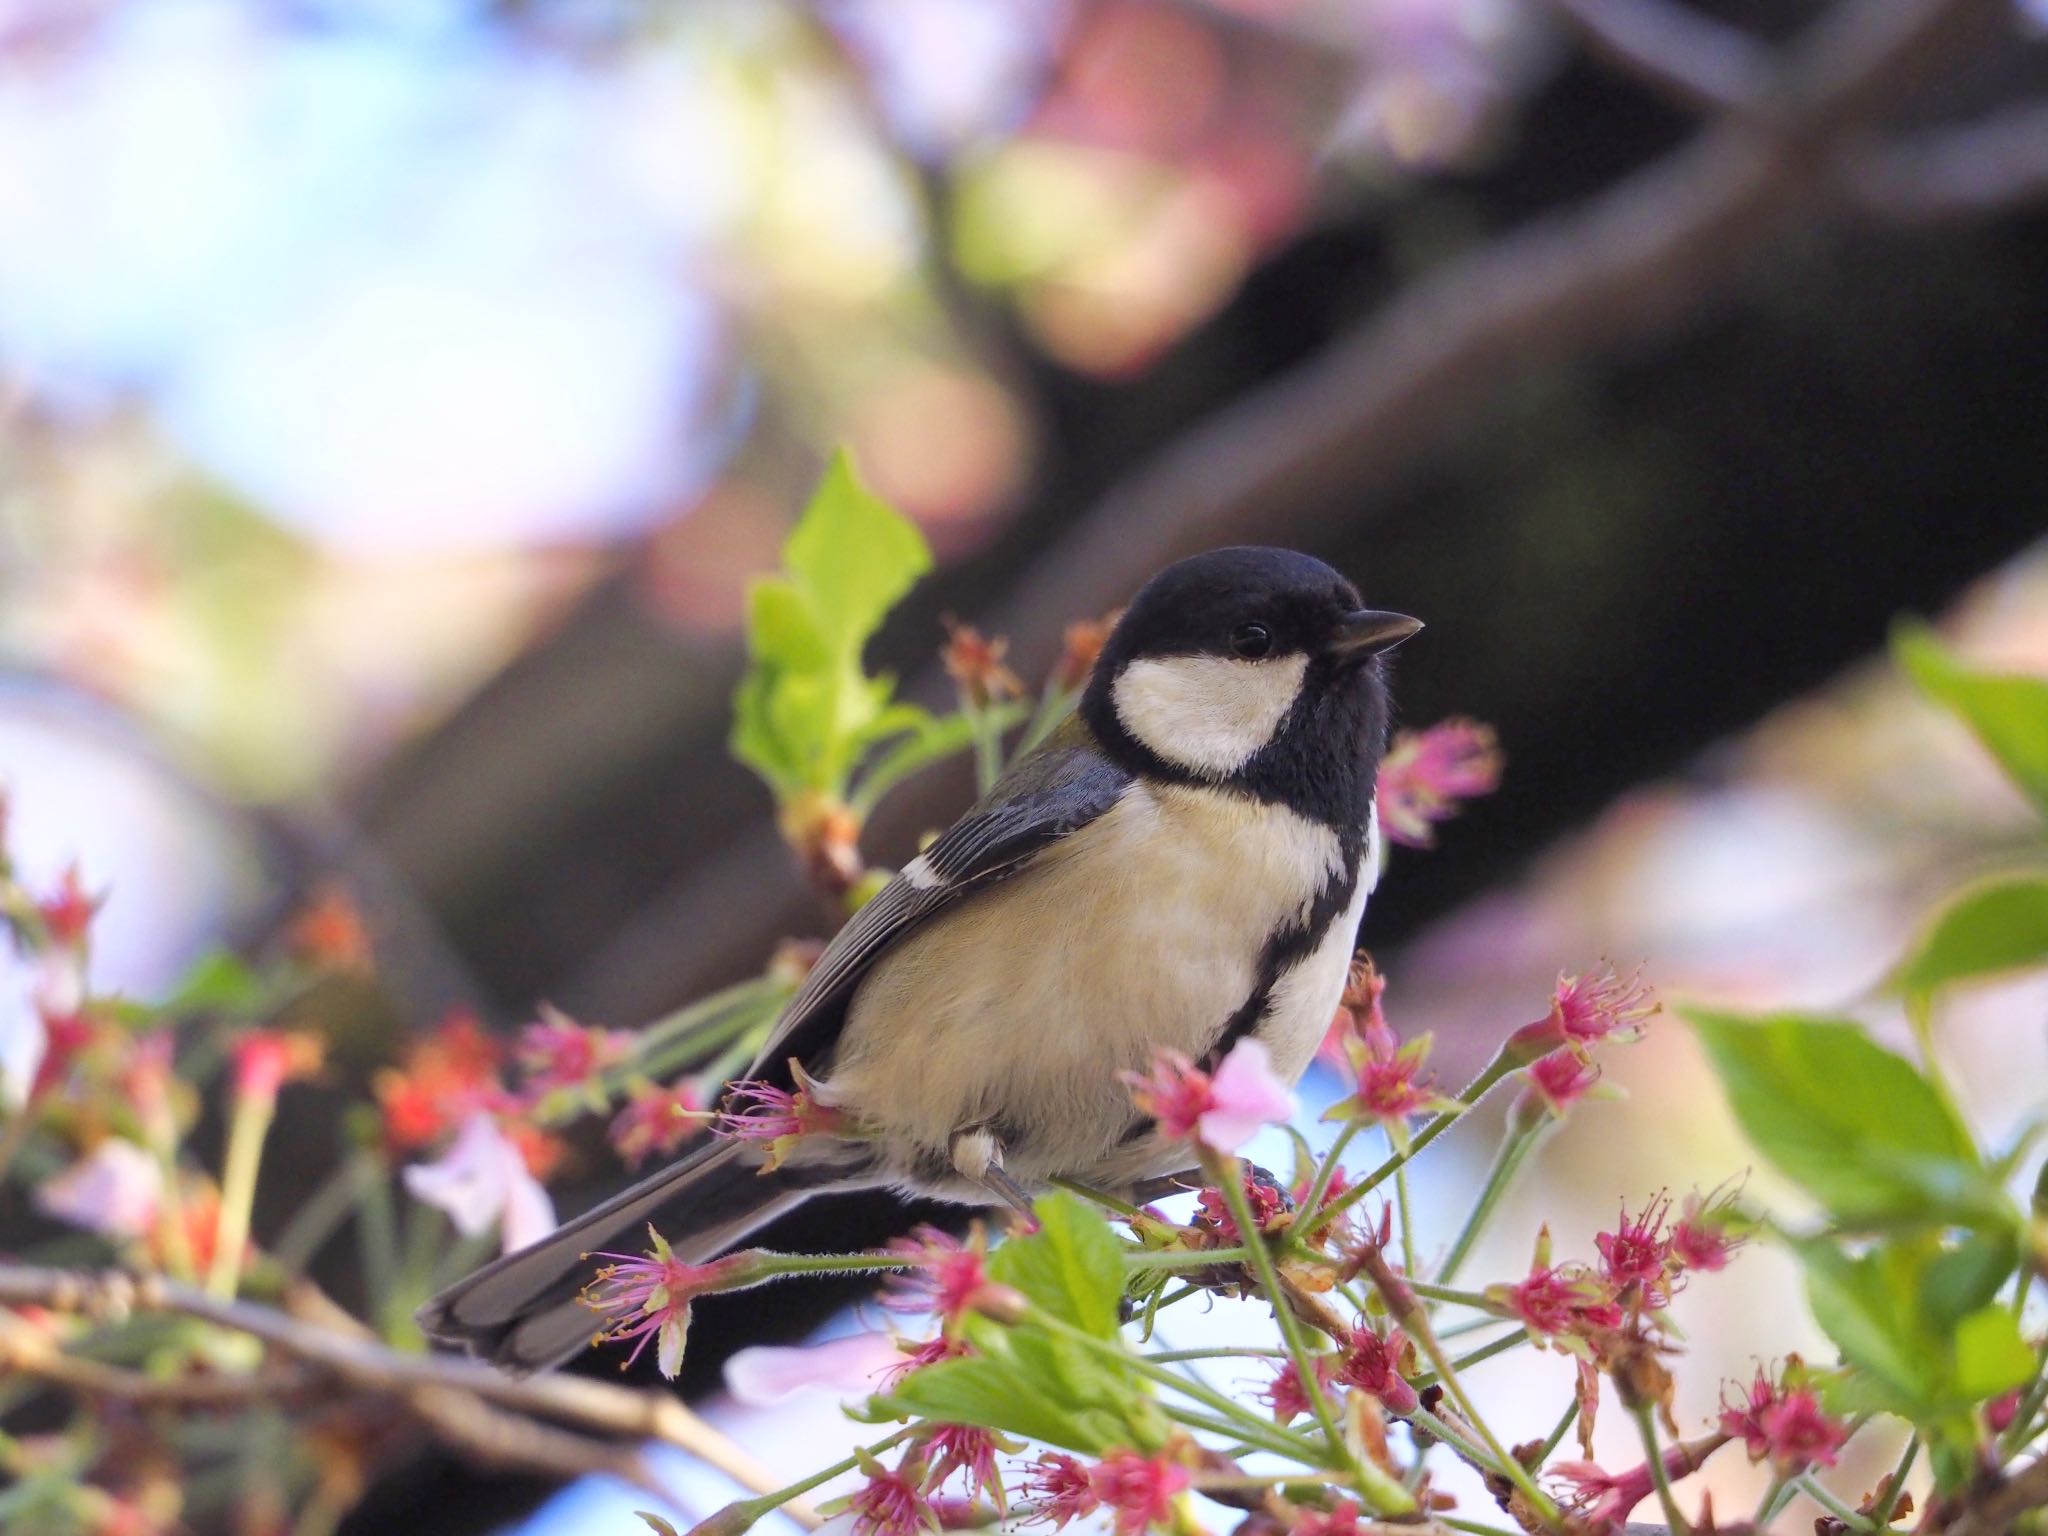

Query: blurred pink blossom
[[723, 1330, 904, 1405], [402, 1111, 557, 1253], [37, 1137, 162, 1238]]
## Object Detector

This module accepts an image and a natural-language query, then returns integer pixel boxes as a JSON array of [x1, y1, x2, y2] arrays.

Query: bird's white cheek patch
[[1112, 653, 1310, 777]]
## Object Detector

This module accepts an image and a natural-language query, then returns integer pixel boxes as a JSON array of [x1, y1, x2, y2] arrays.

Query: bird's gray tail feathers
[[416, 1139, 813, 1374]]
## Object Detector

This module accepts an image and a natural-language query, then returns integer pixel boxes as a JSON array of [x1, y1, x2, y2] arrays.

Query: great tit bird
[[420, 546, 1420, 1372]]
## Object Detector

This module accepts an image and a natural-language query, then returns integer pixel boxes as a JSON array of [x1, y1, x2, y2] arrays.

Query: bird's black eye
[[1229, 621, 1273, 659]]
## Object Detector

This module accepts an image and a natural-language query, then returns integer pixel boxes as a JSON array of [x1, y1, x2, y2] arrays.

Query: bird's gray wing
[[744, 715, 1131, 1085]]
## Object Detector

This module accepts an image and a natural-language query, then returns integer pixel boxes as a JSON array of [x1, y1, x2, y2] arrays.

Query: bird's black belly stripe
[[1197, 831, 1364, 1073]]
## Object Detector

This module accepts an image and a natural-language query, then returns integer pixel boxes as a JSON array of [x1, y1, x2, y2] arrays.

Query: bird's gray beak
[[1328, 608, 1424, 658]]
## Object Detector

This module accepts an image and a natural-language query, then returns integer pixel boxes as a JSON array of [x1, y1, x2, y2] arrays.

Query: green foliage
[[1896, 625, 2048, 816], [730, 452, 938, 801], [1686, 1009, 2010, 1229], [1892, 873, 2048, 1001], [875, 1193, 1163, 1455], [1800, 1231, 2033, 1474]]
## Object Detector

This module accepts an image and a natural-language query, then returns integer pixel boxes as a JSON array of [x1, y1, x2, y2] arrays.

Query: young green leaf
[[878, 1351, 1116, 1453], [1952, 1304, 2036, 1401], [1687, 1009, 2008, 1227], [989, 1191, 1126, 1339], [1896, 626, 2048, 817], [730, 452, 935, 801], [1892, 873, 2048, 1000]]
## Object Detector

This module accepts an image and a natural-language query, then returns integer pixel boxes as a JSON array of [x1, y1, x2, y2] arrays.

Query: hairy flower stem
[[1403, 1280, 1497, 1310], [1797, 1473, 1874, 1531], [1293, 1121, 1363, 1238], [1415, 1327, 1531, 1386], [1310, 1052, 1522, 1243], [1434, 1126, 1539, 1288], [1537, 1398, 1579, 1464], [1631, 1403, 1691, 1536], [208, 1090, 274, 1298], [1208, 1153, 1347, 1450], [1394, 1162, 1420, 1278], [1352, 1241, 1558, 1527], [1203, 1147, 1417, 1516], [1126, 1246, 1253, 1271], [1870, 1433, 1918, 1529]]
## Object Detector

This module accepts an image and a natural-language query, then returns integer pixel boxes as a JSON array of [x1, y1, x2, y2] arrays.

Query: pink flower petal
[[723, 1330, 904, 1405], [499, 1155, 558, 1253], [404, 1110, 552, 1251], [1197, 1039, 1296, 1151], [36, 1138, 162, 1237]]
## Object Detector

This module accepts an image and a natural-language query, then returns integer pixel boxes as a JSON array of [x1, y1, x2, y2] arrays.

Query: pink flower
[[402, 1111, 558, 1254], [1333, 1022, 1451, 1126], [36, 1138, 163, 1238], [35, 866, 102, 949], [1550, 1459, 1648, 1526], [1516, 1050, 1602, 1120], [1205, 1039, 1297, 1148], [581, 1228, 753, 1379], [1318, 956, 1387, 1070], [1498, 1261, 1623, 1341], [846, 1455, 933, 1536], [1554, 1435, 1731, 1526], [881, 1335, 965, 1389], [723, 1330, 905, 1406], [1506, 963, 1659, 1064], [1256, 1355, 1339, 1423], [1595, 1194, 1676, 1307], [923, 1424, 1007, 1506], [608, 1079, 706, 1169], [1019, 1454, 1099, 1528], [1375, 719, 1502, 848], [1123, 1041, 1294, 1152], [1721, 1368, 1846, 1472], [1292, 1501, 1365, 1536], [1670, 1184, 1747, 1274], [1338, 1326, 1418, 1415], [714, 1067, 847, 1169], [883, 1227, 1013, 1328], [230, 1030, 321, 1106], [1193, 1166, 1291, 1243], [516, 1006, 630, 1095], [1089, 1450, 1189, 1536]]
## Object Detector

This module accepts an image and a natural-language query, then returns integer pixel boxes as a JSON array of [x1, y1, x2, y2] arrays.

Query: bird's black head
[[1080, 547, 1421, 825]]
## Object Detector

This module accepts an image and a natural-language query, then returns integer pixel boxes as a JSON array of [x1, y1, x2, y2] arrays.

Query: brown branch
[[969, 0, 2014, 672], [0, 1263, 822, 1527], [1541, 0, 1768, 113], [1939, 1454, 2048, 1536], [1848, 101, 2048, 223]]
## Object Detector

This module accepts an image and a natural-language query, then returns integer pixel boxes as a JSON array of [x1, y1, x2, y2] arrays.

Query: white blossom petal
[[37, 1138, 162, 1237]]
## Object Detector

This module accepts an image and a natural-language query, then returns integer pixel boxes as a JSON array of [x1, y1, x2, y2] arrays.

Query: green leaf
[[729, 452, 934, 802], [785, 452, 932, 653], [1896, 626, 2048, 817], [1920, 1229, 2018, 1327], [1688, 1009, 2001, 1226], [1892, 873, 2048, 1000], [1798, 1237, 1937, 1411], [877, 1340, 1136, 1454], [989, 1191, 1125, 1339], [160, 947, 266, 1014], [1952, 1304, 2035, 1400]]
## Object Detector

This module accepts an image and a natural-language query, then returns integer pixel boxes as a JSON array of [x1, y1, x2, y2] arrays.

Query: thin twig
[[0, 1262, 820, 1525]]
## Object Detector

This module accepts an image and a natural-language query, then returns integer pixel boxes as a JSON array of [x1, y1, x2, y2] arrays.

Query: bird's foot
[[949, 1126, 1035, 1217]]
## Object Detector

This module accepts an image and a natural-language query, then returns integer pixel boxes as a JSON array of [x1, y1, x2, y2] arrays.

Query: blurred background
[[1, 0, 2046, 1530]]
